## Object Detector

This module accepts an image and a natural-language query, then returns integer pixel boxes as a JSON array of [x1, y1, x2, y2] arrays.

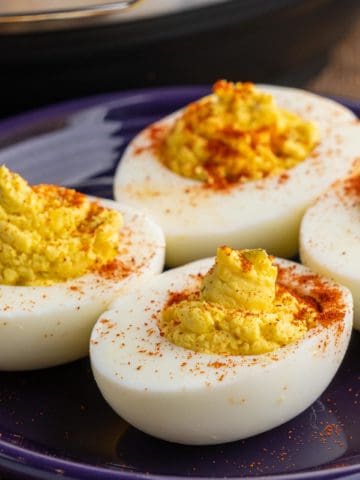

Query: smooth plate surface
[[0, 87, 359, 480]]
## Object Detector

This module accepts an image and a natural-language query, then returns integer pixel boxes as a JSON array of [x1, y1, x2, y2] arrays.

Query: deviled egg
[[90, 247, 352, 445], [0, 166, 165, 370], [114, 80, 359, 266], [300, 172, 360, 331]]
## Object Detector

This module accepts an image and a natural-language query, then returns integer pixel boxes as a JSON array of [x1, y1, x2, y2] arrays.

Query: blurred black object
[[0, 0, 359, 118]]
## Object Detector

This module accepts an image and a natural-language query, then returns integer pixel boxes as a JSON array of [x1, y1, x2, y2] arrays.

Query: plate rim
[[1, 434, 360, 480], [0, 85, 210, 138], [0, 86, 358, 137]]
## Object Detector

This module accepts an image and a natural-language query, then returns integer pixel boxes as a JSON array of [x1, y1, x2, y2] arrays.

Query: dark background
[[1, 0, 360, 120]]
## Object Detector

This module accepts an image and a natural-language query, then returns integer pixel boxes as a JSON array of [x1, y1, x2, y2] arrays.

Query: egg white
[[90, 257, 352, 445], [300, 174, 360, 331], [114, 86, 359, 267], [0, 200, 165, 371]]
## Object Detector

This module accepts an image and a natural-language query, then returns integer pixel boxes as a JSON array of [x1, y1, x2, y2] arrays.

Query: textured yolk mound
[[161, 247, 317, 355], [159, 80, 319, 186], [0, 166, 122, 286]]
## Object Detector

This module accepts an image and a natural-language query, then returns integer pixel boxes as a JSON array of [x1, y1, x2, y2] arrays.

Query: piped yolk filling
[[0, 166, 122, 286], [158, 80, 319, 187], [160, 247, 318, 355]]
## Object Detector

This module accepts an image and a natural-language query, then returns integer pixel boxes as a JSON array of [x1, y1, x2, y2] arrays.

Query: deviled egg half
[[90, 247, 352, 445], [114, 80, 359, 266], [0, 166, 165, 370], [300, 172, 360, 331]]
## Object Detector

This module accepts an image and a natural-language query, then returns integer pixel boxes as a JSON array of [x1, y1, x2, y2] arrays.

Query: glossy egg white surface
[[114, 86, 359, 267], [300, 173, 360, 331], [0, 200, 165, 371], [90, 257, 352, 445]]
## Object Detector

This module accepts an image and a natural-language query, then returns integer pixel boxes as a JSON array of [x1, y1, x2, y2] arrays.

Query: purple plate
[[0, 87, 359, 480]]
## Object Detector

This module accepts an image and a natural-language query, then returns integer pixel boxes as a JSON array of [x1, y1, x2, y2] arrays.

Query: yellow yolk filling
[[161, 247, 317, 355], [0, 166, 122, 286], [159, 80, 319, 186]]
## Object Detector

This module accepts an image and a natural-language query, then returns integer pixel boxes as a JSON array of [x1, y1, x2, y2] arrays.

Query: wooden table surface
[[307, 7, 360, 100]]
